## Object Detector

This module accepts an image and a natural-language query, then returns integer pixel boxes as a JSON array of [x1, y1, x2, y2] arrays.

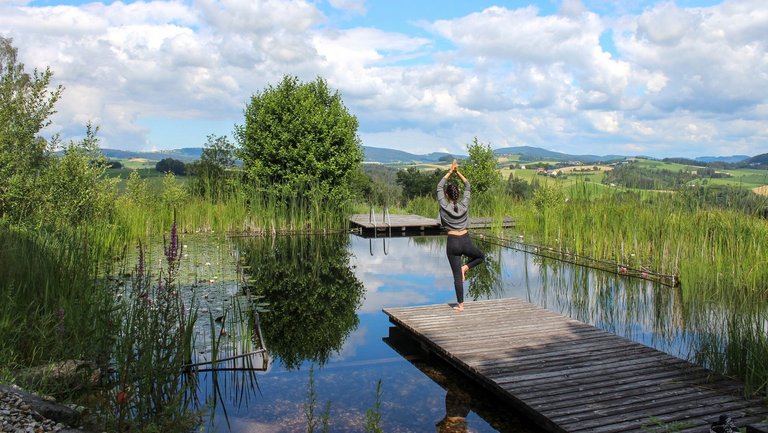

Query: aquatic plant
[[114, 178, 350, 237], [304, 365, 331, 433], [364, 380, 384, 433], [107, 220, 199, 432]]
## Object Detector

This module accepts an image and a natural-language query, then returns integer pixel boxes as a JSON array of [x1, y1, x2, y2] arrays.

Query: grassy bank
[[0, 224, 122, 388]]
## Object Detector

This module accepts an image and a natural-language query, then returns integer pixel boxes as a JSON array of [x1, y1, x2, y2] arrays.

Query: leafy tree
[[106, 160, 123, 169], [200, 134, 235, 168], [532, 183, 565, 214], [1, 39, 115, 227], [38, 124, 117, 226], [461, 137, 500, 195], [348, 167, 373, 202], [603, 164, 695, 190], [161, 172, 187, 209], [155, 158, 186, 176], [507, 173, 534, 200], [123, 169, 151, 207], [396, 167, 443, 200], [187, 134, 236, 200], [0, 36, 63, 222], [235, 75, 363, 203], [358, 164, 402, 206]]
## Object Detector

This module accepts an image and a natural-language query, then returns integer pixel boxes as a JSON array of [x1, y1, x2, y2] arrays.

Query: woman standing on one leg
[[437, 159, 485, 312]]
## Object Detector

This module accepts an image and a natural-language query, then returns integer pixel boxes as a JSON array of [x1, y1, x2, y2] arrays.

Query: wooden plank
[[747, 422, 768, 433], [349, 214, 514, 231], [383, 298, 768, 433]]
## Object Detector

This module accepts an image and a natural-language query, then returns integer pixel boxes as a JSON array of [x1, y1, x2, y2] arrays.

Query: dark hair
[[446, 183, 459, 212]]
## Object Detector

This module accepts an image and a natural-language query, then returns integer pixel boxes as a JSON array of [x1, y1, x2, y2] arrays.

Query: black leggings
[[446, 234, 485, 304]]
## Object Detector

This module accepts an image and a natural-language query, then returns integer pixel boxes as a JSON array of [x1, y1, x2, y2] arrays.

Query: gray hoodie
[[437, 177, 471, 231]]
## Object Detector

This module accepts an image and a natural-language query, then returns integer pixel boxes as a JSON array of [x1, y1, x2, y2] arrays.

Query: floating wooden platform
[[349, 213, 514, 236], [383, 299, 768, 433]]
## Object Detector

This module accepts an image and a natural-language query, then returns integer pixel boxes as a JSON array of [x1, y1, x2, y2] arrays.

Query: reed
[[305, 365, 331, 433], [115, 185, 350, 237], [364, 379, 384, 433]]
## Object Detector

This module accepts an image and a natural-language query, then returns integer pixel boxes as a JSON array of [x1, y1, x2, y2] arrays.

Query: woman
[[437, 159, 485, 312]]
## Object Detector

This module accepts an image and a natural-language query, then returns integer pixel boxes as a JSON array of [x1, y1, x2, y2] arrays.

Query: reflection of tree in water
[[239, 235, 364, 370], [466, 238, 502, 300]]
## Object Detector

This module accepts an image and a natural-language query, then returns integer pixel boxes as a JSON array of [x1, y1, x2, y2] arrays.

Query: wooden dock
[[383, 299, 768, 433], [349, 213, 514, 236]]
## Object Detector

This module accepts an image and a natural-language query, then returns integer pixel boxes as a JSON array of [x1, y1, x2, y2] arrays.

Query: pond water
[[153, 231, 692, 433]]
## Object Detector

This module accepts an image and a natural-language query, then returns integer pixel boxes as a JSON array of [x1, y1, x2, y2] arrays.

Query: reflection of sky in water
[[189, 233, 690, 433], [198, 235, 518, 433], [352, 236, 454, 312]]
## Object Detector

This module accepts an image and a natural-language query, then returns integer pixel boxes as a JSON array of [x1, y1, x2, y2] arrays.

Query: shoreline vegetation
[[2, 36, 767, 431]]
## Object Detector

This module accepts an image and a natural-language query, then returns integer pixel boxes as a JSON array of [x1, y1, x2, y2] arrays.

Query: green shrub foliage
[[187, 134, 236, 200], [236, 75, 363, 204], [0, 36, 62, 223], [461, 137, 501, 195], [155, 158, 186, 176]]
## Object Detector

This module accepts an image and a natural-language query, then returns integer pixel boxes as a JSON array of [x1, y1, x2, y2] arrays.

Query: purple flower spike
[[57, 308, 65, 336], [164, 220, 183, 271], [136, 243, 145, 281]]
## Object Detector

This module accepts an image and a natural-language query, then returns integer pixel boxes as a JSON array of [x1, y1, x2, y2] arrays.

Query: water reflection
[[436, 389, 471, 433], [503, 246, 689, 358], [384, 326, 545, 433], [237, 234, 365, 370], [149, 232, 767, 431]]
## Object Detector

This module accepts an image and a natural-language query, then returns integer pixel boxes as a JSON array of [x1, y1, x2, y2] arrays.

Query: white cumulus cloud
[[0, 0, 765, 157]]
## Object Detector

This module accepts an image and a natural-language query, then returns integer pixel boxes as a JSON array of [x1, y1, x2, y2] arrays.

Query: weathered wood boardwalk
[[349, 213, 514, 235], [383, 298, 768, 433]]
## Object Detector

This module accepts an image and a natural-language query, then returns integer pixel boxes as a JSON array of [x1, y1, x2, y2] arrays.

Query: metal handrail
[[369, 205, 377, 230], [384, 206, 392, 228]]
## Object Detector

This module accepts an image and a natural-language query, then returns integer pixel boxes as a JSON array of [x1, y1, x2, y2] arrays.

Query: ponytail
[[445, 183, 460, 213]]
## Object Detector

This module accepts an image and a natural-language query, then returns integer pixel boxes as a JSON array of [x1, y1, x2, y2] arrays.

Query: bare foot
[[452, 303, 464, 312], [461, 265, 469, 282]]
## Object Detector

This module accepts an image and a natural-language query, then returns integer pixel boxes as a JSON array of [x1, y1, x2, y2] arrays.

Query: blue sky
[[2, 0, 766, 158]]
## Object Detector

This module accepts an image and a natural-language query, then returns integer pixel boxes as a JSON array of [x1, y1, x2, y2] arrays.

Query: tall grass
[[513, 185, 768, 297], [115, 181, 350, 237], [0, 222, 123, 394]]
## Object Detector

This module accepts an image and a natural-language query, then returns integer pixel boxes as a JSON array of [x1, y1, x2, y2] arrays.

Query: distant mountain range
[[362, 146, 454, 163], [361, 145, 625, 163], [101, 147, 203, 162], [695, 155, 751, 163], [361, 146, 757, 165], [492, 146, 626, 163], [99, 145, 758, 166]]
